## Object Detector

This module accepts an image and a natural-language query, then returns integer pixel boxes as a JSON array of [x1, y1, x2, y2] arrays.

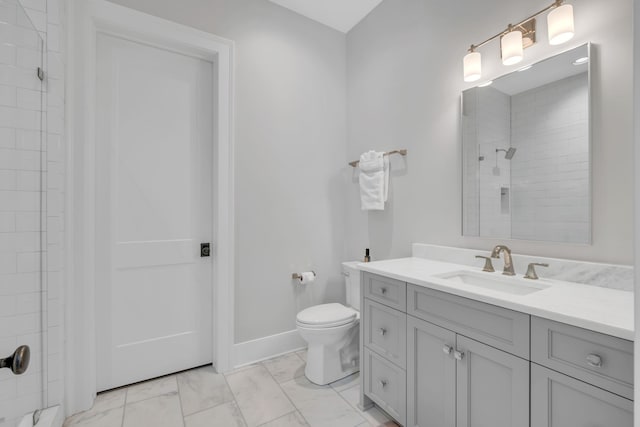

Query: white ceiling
[[269, 0, 383, 33]]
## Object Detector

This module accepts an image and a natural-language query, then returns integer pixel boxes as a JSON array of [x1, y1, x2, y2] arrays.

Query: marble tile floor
[[63, 350, 400, 427]]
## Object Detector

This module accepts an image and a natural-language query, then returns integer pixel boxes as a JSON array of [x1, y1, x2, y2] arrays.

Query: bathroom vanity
[[357, 253, 634, 427]]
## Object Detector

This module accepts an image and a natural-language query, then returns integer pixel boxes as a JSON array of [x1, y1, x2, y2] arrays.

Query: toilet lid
[[296, 303, 357, 327]]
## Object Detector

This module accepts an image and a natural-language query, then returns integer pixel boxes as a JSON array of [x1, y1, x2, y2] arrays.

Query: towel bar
[[349, 149, 408, 167]]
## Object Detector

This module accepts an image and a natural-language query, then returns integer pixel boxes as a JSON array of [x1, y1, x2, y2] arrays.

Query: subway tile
[[17, 251, 40, 272], [16, 88, 41, 111], [0, 127, 16, 148], [0, 169, 16, 189], [0, 212, 15, 232], [15, 211, 40, 230], [0, 83, 17, 106]]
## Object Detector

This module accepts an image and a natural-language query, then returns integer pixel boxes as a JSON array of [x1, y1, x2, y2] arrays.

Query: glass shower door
[[0, 0, 45, 425]]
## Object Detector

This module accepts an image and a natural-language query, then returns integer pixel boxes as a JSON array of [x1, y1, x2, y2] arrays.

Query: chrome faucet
[[491, 245, 515, 276]]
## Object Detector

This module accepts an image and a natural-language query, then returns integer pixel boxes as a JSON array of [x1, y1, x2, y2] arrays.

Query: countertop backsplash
[[412, 244, 634, 292]]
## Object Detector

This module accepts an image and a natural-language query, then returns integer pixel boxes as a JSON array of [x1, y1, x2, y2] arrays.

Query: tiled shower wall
[[462, 86, 512, 238], [511, 73, 589, 242], [0, 0, 65, 424]]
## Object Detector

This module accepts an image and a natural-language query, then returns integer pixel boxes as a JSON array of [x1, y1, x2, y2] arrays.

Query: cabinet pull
[[442, 345, 453, 355], [454, 350, 464, 361], [378, 379, 387, 388], [379, 328, 387, 336], [586, 354, 603, 368], [380, 287, 387, 295]]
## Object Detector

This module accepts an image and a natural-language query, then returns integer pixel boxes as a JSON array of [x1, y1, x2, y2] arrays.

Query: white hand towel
[[359, 151, 387, 210]]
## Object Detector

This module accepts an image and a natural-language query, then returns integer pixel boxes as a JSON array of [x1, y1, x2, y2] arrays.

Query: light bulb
[[501, 30, 524, 66], [548, 4, 575, 45], [464, 51, 482, 82]]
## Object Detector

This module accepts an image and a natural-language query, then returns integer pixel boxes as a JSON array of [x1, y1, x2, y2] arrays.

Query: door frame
[[65, 0, 235, 414]]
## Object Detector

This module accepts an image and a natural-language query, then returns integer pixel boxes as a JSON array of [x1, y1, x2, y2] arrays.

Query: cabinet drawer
[[364, 299, 406, 368], [531, 363, 633, 427], [407, 285, 530, 359], [363, 272, 406, 311], [531, 317, 634, 399], [364, 348, 406, 426]]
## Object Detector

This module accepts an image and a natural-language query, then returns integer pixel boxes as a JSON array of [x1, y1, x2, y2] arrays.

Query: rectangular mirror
[[462, 43, 591, 244]]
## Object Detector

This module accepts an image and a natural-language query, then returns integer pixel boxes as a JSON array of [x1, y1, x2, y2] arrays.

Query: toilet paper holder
[[292, 271, 317, 280]]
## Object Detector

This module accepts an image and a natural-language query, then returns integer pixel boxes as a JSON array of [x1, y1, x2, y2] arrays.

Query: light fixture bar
[[467, 0, 563, 53]]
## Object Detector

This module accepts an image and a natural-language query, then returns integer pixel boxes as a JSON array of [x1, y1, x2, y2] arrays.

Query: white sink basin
[[436, 270, 550, 296]]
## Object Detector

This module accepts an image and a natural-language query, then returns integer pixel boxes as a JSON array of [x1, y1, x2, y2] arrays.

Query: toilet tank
[[342, 261, 362, 311]]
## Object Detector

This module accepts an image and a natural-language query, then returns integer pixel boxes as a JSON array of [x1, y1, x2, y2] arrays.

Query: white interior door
[[95, 32, 214, 391]]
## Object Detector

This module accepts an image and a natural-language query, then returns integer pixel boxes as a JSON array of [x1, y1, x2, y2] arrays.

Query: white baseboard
[[233, 329, 306, 368]]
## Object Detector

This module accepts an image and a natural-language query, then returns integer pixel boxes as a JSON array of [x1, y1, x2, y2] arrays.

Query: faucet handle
[[475, 256, 495, 273], [524, 263, 549, 280]]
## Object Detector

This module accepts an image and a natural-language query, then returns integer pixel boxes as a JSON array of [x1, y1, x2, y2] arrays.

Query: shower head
[[505, 147, 517, 160], [496, 148, 517, 160]]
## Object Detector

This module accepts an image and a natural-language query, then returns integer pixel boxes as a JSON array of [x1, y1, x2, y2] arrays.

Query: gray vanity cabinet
[[406, 316, 456, 427], [456, 335, 529, 427], [531, 364, 633, 427], [360, 272, 634, 427], [406, 315, 529, 427]]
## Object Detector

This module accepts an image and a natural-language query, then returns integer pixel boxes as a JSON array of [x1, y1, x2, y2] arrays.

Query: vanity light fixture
[[501, 27, 524, 66], [463, 50, 482, 82], [463, 0, 575, 81], [548, 3, 575, 45]]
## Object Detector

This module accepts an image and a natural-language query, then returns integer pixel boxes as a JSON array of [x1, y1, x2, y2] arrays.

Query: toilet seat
[[296, 303, 358, 329]]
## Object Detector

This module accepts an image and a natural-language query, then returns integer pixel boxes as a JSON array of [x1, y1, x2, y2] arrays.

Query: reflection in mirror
[[462, 44, 590, 244]]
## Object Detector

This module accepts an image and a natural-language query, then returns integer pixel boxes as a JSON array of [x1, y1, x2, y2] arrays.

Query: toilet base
[[303, 322, 360, 386]]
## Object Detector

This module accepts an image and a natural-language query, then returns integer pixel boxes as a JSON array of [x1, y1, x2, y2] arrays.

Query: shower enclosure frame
[[65, 0, 236, 415]]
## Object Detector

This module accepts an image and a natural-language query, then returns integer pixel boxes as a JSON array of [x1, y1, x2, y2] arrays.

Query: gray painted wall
[[346, 0, 633, 265], [107, 0, 348, 343]]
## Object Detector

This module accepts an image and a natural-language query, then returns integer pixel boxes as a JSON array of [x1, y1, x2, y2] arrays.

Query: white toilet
[[296, 261, 361, 385]]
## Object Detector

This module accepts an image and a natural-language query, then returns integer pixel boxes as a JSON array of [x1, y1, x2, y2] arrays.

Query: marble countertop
[[358, 257, 634, 341]]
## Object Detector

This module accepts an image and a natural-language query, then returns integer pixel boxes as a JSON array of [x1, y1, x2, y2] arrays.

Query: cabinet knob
[[378, 379, 387, 388], [586, 354, 603, 368], [442, 345, 453, 355], [454, 350, 465, 361], [379, 328, 387, 336], [380, 287, 387, 295]]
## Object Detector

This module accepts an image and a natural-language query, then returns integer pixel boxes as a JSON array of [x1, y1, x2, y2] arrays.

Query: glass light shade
[[464, 51, 482, 82], [548, 4, 574, 45], [501, 30, 524, 66]]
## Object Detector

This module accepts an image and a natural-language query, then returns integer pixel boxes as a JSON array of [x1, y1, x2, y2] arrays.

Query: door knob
[[454, 350, 465, 361], [0, 345, 30, 375], [379, 328, 387, 336], [443, 345, 453, 355]]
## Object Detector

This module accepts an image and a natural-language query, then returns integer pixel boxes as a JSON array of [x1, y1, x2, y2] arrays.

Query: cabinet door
[[531, 363, 633, 427], [407, 316, 456, 427], [456, 336, 529, 427]]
